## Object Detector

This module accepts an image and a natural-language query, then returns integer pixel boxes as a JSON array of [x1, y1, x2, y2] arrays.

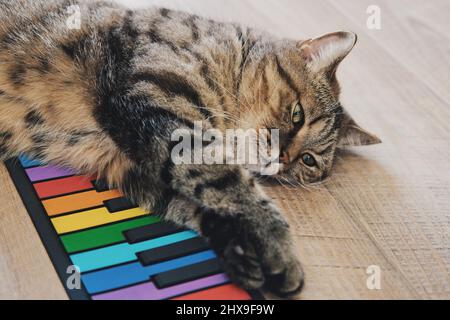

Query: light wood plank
[[0, 164, 67, 299], [328, 0, 450, 109]]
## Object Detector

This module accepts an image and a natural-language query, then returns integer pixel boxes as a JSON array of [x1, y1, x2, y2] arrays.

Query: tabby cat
[[0, 0, 380, 297]]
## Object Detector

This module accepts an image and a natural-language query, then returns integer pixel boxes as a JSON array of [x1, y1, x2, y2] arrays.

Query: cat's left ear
[[299, 31, 357, 74], [338, 111, 382, 147]]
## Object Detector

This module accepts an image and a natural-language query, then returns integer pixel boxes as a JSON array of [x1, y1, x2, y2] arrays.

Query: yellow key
[[51, 207, 148, 234]]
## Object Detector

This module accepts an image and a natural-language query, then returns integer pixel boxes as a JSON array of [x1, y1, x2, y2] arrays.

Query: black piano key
[[137, 237, 209, 266], [92, 179, 110, 192], [153, 259, 222, 288], [104, 197, 137, 213], [123, 222, 184, 244]]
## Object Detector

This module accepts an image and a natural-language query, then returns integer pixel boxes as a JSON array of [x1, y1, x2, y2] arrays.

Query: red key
[[33, 175, 94, 199], [172, 284, 252, 300]]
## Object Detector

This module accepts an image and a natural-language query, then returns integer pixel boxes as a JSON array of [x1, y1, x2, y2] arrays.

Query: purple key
[[92, 273, 229, 300], [25, 165, 75, 182]]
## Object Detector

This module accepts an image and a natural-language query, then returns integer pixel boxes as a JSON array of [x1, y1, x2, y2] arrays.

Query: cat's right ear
[[338, 111, 382, 147], [299, 31, 357, 74]]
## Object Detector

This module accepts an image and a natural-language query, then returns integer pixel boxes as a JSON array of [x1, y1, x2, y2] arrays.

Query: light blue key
[[70, 231, 198, 272]]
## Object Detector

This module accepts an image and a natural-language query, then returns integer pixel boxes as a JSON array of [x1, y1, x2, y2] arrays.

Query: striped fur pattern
[[0, 0, 380, 297]]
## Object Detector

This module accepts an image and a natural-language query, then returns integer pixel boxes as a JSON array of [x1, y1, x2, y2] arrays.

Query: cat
[[0, 0, 380, 297]]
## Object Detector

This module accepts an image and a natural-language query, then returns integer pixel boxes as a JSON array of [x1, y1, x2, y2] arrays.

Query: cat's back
[[0, 0, 251, 131], [0, 0, 240, 91], [0, 0, 126, 46], [0, 1, 136, 106], [0, 0, 254, 179]]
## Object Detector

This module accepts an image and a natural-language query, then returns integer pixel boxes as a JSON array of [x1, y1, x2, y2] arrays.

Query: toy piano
[[5, 156, 263, 300]]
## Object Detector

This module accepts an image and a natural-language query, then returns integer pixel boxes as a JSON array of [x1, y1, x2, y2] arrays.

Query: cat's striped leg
[[97, 95, 304, 297], [164, 165, 304, 298]]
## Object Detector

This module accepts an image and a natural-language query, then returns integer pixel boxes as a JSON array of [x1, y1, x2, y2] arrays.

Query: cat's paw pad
[[201, 207, 304, 298], [222, 229, 304, 298], [245, 222, 304, 298], [222, 242, 265, 289], [264, 257, 304, 297]]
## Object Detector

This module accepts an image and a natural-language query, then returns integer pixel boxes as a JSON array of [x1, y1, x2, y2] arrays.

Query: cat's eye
[[291, 102, 304, 125], [302, 153, 316, 167]]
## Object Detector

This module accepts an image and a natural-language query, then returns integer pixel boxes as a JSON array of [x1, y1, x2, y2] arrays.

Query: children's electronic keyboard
[[5, 157, 263, 300]]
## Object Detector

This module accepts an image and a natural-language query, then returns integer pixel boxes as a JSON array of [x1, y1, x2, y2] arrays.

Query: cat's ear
[[299, 31, 357, 74], [338, 111, 382, 147]]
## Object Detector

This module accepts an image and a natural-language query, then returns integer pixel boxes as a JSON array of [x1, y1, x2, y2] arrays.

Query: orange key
[[42, 189, 122, 216], [172, 284, 252, 300]]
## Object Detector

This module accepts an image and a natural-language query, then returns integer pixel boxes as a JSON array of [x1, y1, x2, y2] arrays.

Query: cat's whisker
[[279, 176, 301, 189], [199, 102, 242, 125], [211, 108, 241, 124]]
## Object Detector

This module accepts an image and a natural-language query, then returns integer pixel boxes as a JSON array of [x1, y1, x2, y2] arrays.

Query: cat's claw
[[200, 205, 304, 298]]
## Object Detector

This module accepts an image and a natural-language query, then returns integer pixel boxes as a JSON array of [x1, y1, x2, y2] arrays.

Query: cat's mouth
[[253, 159, 331, 187], [246, 148, 293, 177], [279, 150, 291, 165]]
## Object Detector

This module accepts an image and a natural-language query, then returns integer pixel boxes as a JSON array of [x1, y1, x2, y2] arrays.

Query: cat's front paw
[[200, 206, 304, 298]]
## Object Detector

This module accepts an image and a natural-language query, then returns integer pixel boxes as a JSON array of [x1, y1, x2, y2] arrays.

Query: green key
[[61, 216, 160, 253]]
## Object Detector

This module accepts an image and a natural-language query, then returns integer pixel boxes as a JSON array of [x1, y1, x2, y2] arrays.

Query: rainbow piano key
[[5, 156, 261, 300]]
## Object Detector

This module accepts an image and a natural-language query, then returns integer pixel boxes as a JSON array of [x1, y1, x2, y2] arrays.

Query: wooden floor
[[1, 0, 449, 299]]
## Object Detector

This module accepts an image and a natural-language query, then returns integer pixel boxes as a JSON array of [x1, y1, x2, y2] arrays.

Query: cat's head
[[240, 31, 381, 185]]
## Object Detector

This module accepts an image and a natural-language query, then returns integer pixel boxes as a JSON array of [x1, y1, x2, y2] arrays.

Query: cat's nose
[[307, 171, 330, 184], [320, 171, 330, 180], [279, 150, 290, 165]]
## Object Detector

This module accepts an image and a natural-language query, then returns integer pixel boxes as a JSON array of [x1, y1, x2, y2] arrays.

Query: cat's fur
[[0, 0, 380, 297]]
